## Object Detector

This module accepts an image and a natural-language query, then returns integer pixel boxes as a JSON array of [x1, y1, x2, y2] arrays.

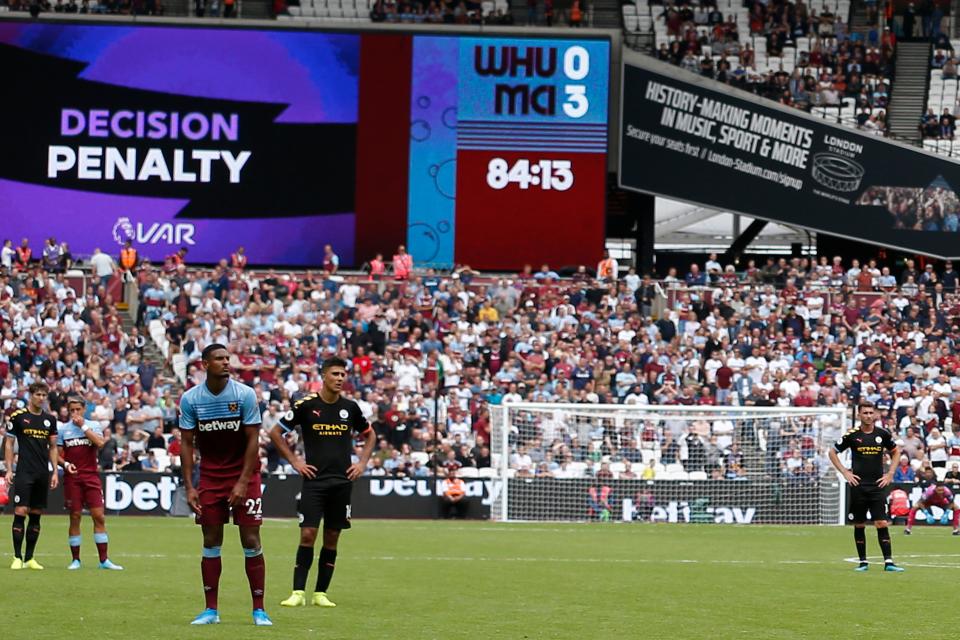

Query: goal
[[489, 403, 850, 524]]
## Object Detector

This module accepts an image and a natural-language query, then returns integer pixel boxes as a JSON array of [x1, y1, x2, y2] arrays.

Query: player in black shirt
[[3, 382, 59, 570], [272, 357, 375, 608], [828, 401, 904, 572]]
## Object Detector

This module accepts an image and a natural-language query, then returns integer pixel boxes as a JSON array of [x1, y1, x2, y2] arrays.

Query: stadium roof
[[654, 198, 809, 253]]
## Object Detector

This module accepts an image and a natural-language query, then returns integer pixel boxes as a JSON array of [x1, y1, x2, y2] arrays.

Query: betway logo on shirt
[[64, 437, 92, 448], [198, 418, 241, 432]]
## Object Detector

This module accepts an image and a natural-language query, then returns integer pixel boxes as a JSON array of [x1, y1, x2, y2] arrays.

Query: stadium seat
[[688, 471, 708, 480], [411, 451, 430, 465], [478, 467, 497, 478], [458, 467, 479, 478], [568, 462, 588, 476]]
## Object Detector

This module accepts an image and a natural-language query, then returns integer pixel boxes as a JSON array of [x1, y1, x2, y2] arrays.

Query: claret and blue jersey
[[179, 379, 261, 480]]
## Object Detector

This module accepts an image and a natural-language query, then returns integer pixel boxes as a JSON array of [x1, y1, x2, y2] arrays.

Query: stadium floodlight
[[490, 403, 849, 525]]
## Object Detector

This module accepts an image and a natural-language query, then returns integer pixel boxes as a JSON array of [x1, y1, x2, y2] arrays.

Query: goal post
[[489, 402, 849, 524]]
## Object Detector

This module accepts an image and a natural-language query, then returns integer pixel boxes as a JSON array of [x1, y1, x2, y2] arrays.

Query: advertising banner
[[507, 478, 822, 523], [619, 51, 960, 258], [9, 473, 492, 520]]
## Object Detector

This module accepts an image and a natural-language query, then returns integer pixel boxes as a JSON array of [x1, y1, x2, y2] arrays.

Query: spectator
[[1, 239, 13, 273], [893, 455, 916, 482], [230, 246, 248, 271], [89, 247, 116, 290], [42, 237, 60, 272], [322, 244, 340, 275], [945, 462, 960, 489]]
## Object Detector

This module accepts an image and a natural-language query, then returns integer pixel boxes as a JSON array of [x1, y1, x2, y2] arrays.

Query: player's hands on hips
[[878, 475, 893, 488], [187, 488, 202, 516], [49, 472, 59, 490], [65, 462, 78, 475], [228, 480, 247, 507], [293, 459, 317, 479], [844, 470, 860, 486], [346, 463, 364, 481]]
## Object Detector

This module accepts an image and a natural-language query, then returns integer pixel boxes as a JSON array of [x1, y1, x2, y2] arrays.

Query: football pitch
[[4, 517, 954, 639]]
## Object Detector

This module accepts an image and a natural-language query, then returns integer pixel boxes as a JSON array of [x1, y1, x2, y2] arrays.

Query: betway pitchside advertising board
[[5, 473, 826, 523], [619, 51, 960, 258], [3, 474, 494, 519]]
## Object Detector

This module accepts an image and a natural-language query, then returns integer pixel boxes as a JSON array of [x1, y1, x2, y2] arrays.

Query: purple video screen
[[0, 21, 360, 266]]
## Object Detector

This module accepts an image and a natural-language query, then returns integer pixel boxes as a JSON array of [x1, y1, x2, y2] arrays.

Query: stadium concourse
[[5, 248, 960, 495]]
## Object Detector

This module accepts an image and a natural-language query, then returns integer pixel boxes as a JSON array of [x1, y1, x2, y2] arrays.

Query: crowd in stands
[[367, 0, 516, 25], [648, 0, 895, 134], [6, 237, 960, 490], [924, 41, 960, 140], [5, 0, 164, 15], [0, 242, 178, 475]]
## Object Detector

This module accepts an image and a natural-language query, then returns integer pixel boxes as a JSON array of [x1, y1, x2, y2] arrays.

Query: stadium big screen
[[0, 21, 610, 269]]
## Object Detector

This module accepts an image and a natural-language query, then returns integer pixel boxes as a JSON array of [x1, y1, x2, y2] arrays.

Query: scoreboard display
[[0, 21, 609, 270], [409, 36, 610, 269]]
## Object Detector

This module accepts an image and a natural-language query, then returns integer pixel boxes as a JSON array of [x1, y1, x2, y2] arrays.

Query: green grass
[[4, 517, 956, 639]]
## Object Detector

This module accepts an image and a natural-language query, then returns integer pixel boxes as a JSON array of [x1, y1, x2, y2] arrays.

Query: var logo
[[105, 475, 180, 512], [113, 216, 196, 246]]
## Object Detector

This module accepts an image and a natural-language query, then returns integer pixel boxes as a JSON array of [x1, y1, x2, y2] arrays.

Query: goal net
[[489, 403, 849, 524]]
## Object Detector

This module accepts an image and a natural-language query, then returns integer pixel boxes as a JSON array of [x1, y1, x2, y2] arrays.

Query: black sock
[[24, 514, 41, 562], [293, 545, 313, 591], [854, 527, 867, 563], [316, 547, 337, 593], [11, 515, 25, 560], [877, 527, 893, 562]]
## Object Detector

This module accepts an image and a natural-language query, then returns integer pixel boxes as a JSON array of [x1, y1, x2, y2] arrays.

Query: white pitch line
[[19, 552, 910, 567]]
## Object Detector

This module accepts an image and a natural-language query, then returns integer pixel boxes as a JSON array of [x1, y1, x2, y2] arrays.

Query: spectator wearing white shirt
[[89, 248, 115, 289], [704, 253, 722, 282], [928, 427, 949, 468], [0, 239, 13, 272]]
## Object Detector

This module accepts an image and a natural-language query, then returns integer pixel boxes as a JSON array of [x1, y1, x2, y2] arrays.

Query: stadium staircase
[[847, 0, 874, 38], [238, 0, 274, 19], [588, 0, 622, 29], [886, 40, 932, 143], [120, 312, 185, 398]]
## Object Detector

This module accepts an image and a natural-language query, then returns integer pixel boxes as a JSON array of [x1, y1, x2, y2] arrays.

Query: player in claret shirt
[[829, 401, 905, 572], [272, 357, 376, 609], [179, 344, 272, 626], [58, 396, 123, 570], [4, 382, 58, 570]]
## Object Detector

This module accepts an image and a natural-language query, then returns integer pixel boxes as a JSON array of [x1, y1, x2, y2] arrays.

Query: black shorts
[[849, 484, 888, 523], [298, 481, 352, 530], [13, 472, 49, 510]]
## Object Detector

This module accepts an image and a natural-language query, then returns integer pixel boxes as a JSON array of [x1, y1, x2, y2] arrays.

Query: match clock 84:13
[[486, 158, 573, 191]]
